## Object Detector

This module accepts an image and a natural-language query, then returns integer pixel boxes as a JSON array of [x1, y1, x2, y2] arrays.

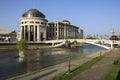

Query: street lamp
[[65, 40, 71, 73]]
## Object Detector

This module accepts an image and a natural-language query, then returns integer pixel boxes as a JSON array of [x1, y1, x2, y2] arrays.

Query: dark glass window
[[30, 21, 34, 23], [41, 22, 44, 24], [36, 22, 40, 24]]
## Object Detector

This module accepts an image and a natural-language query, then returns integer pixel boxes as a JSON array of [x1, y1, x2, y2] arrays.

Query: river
[[0, 45, 106, 79]]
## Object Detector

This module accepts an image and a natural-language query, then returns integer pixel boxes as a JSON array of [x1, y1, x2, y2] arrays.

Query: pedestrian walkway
[[72, 48, 120, 80]]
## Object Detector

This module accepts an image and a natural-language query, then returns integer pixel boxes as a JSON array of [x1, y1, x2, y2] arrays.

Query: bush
[[17, 39, 28, 53]]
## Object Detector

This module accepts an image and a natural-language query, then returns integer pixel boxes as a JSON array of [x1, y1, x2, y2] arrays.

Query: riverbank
[[8, 48, 110, 80], [104, 50, 120, 80], [0, 44, 52, 51], [50, 56, 104, 80], [0, 45, 17, 51], [72, 48, 120, 80]]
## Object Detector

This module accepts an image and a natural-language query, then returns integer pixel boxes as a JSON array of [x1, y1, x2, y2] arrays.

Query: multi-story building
[[19, 9, 83, 41], [19, 9, 48, 42], [47, 20, 83, 40], [78, 29, 84, 39], [0, 29, 17, 42], [118, 33, 120, 40]]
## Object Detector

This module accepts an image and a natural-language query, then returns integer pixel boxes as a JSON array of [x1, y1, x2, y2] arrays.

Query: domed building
[[19, 9, 48, 42]]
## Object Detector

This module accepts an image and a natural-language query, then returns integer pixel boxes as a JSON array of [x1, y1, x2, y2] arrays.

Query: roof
[[22, 9, 45, 18], [0, 29, 11, 34], [62, 20, 71, 24], [62, 20, 70, 23]]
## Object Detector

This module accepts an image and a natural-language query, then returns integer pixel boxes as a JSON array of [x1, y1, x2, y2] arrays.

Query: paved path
[[9, 49, 111, 80], [72, 48, 120, 80]]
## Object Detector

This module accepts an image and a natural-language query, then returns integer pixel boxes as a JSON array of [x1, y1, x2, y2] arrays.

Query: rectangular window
[[30, 21, 34, 23], [35, 22, 40, 24], [41, 22, 44, 24], [25, 22, 27, 24]]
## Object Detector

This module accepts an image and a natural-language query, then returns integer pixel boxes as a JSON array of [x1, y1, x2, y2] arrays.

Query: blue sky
[[0, 0, 120, 36]]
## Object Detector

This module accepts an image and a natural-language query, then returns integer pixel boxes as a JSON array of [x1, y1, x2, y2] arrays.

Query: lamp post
[[65, 40, 71, 73]]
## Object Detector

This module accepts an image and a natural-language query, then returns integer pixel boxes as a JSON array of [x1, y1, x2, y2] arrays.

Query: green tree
[[17, 39, 28, 53]]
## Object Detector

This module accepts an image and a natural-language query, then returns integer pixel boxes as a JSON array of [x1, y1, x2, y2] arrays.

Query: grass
[[104, 58, 120, 80], [50, 56, 104, 80]]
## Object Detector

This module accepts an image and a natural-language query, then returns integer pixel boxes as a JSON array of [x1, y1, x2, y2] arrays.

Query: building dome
[[63, 20, 69, 22], [22, 9, 45, 18], [62, 20, 71, 24]]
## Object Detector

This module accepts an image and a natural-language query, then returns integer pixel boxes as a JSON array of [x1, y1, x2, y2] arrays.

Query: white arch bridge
[[42, 39, 120, 49]]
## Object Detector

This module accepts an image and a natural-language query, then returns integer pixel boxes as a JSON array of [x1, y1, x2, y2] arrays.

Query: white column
[[67, 26, 68, 39], [57, 24, 59, 40], [28, 26, 30, 41], [52, 42, 54, 46], [64, 26, 66, 39], [37, 26, 40, 41], [24, 26, 26, 40], [44, 28, 46, 40], [111, 43, 113, 48]]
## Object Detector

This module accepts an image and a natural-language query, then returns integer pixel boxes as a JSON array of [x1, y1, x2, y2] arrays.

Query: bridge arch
[[84, 42, 110, 49]]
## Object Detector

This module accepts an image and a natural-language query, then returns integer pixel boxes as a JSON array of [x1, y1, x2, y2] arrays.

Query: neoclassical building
[[19, 9, 48, 42], [19, 9, 83, 41], [47, 20, 83, 40]]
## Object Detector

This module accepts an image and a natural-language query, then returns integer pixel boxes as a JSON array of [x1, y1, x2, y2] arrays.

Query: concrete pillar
[[37, 26, 40, 41], [67, 26, 68, 39], [24, 26, 26, 40], [44, 27, 46, 40], [52, 42, 54, 46], [28, 26, 30, 41], [57, 24, 59, 40], [111, 43, 113, 48], [20, 26, 22, 40], [64, 26, 66, 39]]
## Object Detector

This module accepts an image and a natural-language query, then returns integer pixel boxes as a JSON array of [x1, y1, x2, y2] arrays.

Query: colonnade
[[20, 25, 42, 42]]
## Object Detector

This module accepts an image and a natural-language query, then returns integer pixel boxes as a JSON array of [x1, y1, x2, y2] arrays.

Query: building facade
[[0, 30, 17, 42], [19, 9, 48, 42], [78, 29, 83, 39], [19, 9, 83, 41], [47, 20, 83, 40]]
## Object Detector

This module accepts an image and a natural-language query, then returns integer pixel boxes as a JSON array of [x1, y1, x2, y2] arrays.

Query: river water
[[0, 45, 106, 79]]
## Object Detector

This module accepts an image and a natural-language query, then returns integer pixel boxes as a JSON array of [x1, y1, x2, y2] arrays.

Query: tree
[[17, 39, 28, 53]]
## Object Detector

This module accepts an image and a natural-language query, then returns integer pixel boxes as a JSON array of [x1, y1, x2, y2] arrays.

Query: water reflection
[[17, 48, 83, 72], [18, 51, 25, 62], [25, 48, 71, 72], [0, 45, 106, 79]]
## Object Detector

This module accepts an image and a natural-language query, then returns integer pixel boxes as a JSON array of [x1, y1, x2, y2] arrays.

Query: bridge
[[42, 39, 120, 49], [0, 39, 120, 49]]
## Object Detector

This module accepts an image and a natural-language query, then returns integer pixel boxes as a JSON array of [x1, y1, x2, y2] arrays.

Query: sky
[[0, 0, 120, 36]]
